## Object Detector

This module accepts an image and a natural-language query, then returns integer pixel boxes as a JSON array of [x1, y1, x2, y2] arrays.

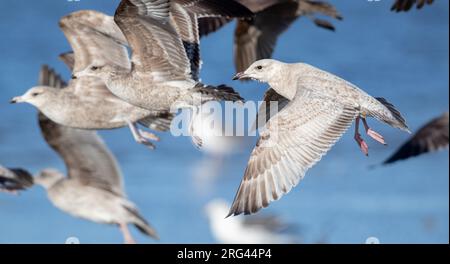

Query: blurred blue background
[[0, 0, 448, 244]]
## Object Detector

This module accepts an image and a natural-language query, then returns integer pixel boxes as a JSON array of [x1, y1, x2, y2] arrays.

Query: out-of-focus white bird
[[205, 199, 298, 244]]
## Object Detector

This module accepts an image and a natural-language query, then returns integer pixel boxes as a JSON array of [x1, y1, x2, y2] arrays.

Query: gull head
[[233, 59, 284, 83], [34, 169, 64, 189], [73, 63, 113, 81], [10, 87, 56, 108]]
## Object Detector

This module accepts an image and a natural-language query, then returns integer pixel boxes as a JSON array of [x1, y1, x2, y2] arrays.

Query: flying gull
[[198, 0, 342, 72], [383, 112, 448, 164], [205, 199, 298, 244], [0, 166, 34, 194], [391, 0, 434, 12], [73, 0, 244, 114], [24, 66, 159, 244], [229, 59, 410, 215], [11, 11, 173, 149]]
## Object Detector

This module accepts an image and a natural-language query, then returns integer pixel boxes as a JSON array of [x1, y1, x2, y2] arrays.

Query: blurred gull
[[205, 199, 298, 244], [189, 106, 250, 192], [11, 11, 173, 149], [198, 0, 342, 72], [391, 0, 434, 12], [229, 59, 410, 215], [383, 112, 449, 165], [0, 166, 33, 194], [27, 67, 159, 244], [74, 0, 244, 113]]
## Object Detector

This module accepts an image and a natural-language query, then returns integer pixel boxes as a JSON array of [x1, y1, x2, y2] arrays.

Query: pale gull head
[[233, 59, 285, 83], [10, 86, 58, 108], [34, 169, 64, 189]]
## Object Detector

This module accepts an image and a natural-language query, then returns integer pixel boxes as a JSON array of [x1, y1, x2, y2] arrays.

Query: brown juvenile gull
[[391, 0, 434, 12], [0, 166, 34, 194], [28, 67, 158, 243], [383, 112, 449, 165], [198, 0, 342, 72], [11, 11, 173, 149], [229, 59, 410, 215], [74, 0, 244, 113]]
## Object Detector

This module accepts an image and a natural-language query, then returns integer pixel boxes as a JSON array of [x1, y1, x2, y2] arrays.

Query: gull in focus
[[229, 59, 410, 215]]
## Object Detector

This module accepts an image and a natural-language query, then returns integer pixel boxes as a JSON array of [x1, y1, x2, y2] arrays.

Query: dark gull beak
[[233, 72, 248, 81], [10, 97, 20, 104], [71, 74, 77, 80]]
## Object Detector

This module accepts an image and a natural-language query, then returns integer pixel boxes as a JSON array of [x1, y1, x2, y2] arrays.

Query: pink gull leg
[[354, 116, 369, 156], [119, 223, 136, 244], [362, 118, 387, 145]]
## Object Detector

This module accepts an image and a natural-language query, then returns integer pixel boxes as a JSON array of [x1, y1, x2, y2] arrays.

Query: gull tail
[[123, 205, 159, 240], [367, 97, 410, 133], [192, 84, 244, 104]]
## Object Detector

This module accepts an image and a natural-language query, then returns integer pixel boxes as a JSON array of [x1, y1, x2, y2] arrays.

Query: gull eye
[[31, 92, 40, 97], [256, 65, 263, 70], [91, 66, 99, 71]]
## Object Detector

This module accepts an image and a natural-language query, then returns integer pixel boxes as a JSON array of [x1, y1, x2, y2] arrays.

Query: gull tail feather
[[0, 169, 34, 192], [123, 205, 159, 239], [192, 84, 244, 104], [368, 97, 410, 133]]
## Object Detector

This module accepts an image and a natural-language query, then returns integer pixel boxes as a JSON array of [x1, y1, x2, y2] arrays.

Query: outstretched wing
[[234, 0, 341, 72], [229, 90, 358, 216], [59, 10, 130, 73], [114, 0, 192, 80]]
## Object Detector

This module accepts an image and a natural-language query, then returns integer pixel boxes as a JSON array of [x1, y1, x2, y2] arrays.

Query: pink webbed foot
[[367, 128, 386, 145], [354, 133, 369, 156]]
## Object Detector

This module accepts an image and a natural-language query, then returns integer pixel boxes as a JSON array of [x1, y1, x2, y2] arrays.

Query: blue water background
[[0, 0, 448, 243]]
